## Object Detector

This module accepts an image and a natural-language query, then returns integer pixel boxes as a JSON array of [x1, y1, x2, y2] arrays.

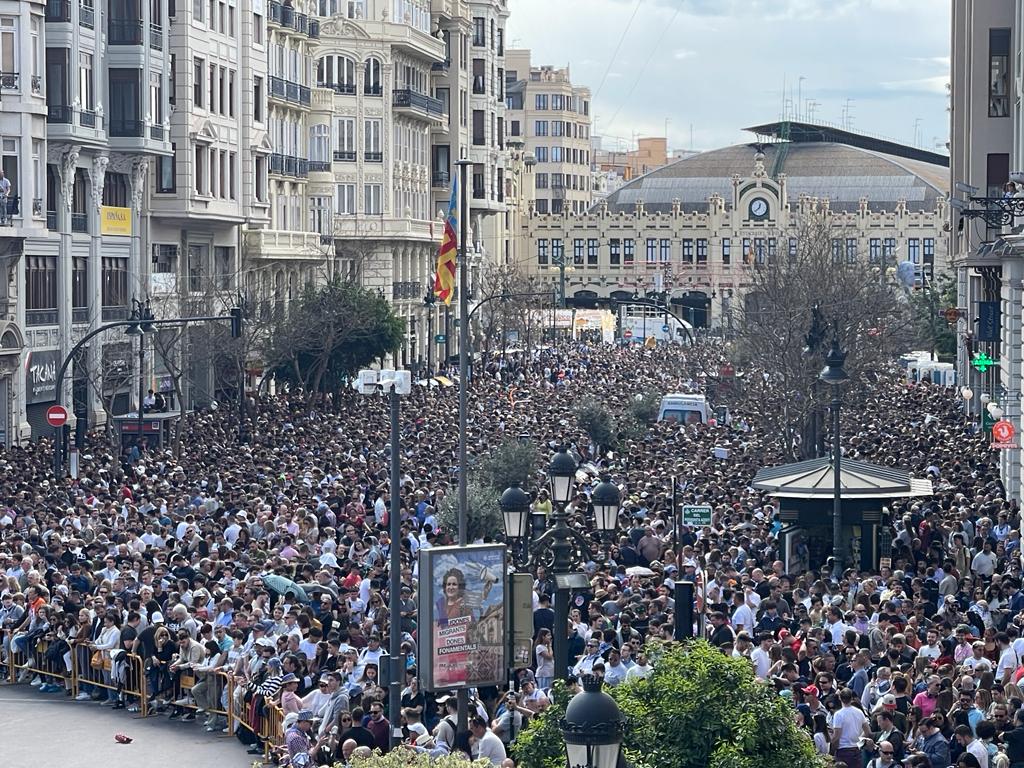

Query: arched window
[[363, 57, 381, 96], [316, 55, 356, 93]]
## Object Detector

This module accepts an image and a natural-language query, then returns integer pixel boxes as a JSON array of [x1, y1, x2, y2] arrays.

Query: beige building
[[595, 136, 668, 181], [950, 0, 1024, 498], [504, 50, 592, 216], [520, 126, 950, 330]]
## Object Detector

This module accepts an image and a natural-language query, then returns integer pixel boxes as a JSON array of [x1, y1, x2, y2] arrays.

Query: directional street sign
[[681, 505, 712, 526]]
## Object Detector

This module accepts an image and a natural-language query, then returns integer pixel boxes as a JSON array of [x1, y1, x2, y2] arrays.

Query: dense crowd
[[0, 337, 1018, 768]]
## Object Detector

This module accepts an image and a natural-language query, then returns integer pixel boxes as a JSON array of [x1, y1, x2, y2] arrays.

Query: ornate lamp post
[[819, 327, 850, 579], [561, 675, 627, 768]]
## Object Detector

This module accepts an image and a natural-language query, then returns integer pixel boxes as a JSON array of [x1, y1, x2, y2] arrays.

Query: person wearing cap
[[285, 709, 330, 767]]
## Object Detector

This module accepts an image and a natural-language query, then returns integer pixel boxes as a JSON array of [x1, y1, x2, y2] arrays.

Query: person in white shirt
[[750, 633, 773, 679], [962, 641, 994, 673], [572, 639, 603, 679], [954, 724, 989, 768], [830, 688, 868, 765], [470, 715, 507, 766], [972, 542, 998, 578], [730, 590, 755, 634], [625, 651, 653, 681], [995, 631, 1019, 685]]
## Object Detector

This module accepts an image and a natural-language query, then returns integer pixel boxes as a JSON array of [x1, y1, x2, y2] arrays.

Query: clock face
[[749, 198, 769, 219]]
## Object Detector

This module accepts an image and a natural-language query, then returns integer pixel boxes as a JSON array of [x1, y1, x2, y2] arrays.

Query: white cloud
[[673, 49, 697, 60], [880, 76, 949, 95]]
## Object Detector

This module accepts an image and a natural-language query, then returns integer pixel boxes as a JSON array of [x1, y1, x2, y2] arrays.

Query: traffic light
[[230, 306, 243, 338]]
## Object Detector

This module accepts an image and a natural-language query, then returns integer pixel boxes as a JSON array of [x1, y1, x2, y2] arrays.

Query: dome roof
[[598, 142, 948, 215]]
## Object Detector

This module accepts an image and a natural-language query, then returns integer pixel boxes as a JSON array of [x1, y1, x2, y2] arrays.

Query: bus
[[618, 303, 692, 344]]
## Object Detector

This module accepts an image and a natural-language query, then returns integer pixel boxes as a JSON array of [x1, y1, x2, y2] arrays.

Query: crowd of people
[[0, 337, 1018, 768]]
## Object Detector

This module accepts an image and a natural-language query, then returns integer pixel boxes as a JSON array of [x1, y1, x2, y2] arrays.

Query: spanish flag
[[433, 176, 458, 305]]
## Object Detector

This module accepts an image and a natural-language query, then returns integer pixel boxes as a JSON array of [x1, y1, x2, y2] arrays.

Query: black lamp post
[[819, 325, 850, 580], [499, 481, 531, 563], [561, 675, 627, 768], [126, 297, 155, 450]]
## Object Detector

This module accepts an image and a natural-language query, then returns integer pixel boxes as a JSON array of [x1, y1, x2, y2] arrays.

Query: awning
[[752, 456, 933, 500]]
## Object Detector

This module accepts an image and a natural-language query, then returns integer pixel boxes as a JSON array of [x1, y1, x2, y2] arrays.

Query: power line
[[604, 0, 683, 133], [593, 0, 643, 101]]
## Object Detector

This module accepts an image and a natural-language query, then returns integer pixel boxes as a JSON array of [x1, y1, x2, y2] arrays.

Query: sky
[[505, 0, 950, 155]]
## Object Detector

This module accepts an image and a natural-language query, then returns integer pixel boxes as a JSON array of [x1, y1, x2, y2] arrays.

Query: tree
[[575, 398, 616, 455], [734, 211, 914, 460], [512, 641, 828, 768], [626, 389, 661, 425], [263, 278, 404, 405], [476, 438, 539, 494], [436, 479, 504, 542], [909, 271, 957, 361]]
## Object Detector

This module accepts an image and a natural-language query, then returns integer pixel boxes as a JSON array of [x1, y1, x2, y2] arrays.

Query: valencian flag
[[433, 175, 458, 305]]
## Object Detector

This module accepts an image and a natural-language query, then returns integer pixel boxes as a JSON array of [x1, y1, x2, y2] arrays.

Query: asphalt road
[[0, 683, 258, 768]]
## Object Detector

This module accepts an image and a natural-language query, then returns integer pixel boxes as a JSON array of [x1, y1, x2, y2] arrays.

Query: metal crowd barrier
[[167, 667, 234, 731], [262, 699, 285, 760], [70, 644, 150, 716], [9, 638, 70, 688]]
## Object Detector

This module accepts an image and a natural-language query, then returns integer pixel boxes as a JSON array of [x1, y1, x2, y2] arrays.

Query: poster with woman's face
[[418, 544, 506, 690]]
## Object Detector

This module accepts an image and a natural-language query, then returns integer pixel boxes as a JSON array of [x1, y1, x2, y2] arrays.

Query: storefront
[[24, 348, 60, 440]]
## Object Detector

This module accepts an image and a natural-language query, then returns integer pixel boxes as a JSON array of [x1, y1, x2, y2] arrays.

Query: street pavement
[[0, 683, 257, 768]]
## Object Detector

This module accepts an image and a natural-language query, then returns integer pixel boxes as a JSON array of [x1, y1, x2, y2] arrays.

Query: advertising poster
[[418, 544, 506, 691]]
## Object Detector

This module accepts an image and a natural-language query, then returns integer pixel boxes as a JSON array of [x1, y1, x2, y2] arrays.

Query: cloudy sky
[[506, 0, 950, 154]]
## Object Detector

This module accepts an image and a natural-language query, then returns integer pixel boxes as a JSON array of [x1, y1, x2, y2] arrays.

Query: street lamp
[[549, 447, 577, 505], [127, 297, 156, 449], [591, 475, 621, 537], [989, 402, 1005, 420], [561, 675, 626, 768], [499, 482, 532, 563], [819, 326, 849, 580]]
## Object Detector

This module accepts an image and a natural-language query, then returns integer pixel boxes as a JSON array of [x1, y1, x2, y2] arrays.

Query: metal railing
[[432, 171, 450, 188], [46, 210, 57, 229], [332, 82, 356, 95], [109, 19, 144, 45], [283, 156, 296, 175], [45, 0, 70, 22], [308, 160, 330, 172], [269, 153, 284, 173], [431, 59, 451, 72], [298, 85, 311, 106], [70, 212, 88, 233], [295, 12, 307, 33], [47, 104, 73, 124], [0, 195, 20, 219], [80, 3, 94, 27], [268, 0, 282, 24], [26, 309, 58, 326], [365, 151, 383, 162], [280, 4, 294, 27], [0, 72, 18, 91], [79, 109, 96, 128], [392, 89, 445, 116], [308, 18, 320, 38], [333, 150, 356, 162], [109, 118, 144, 137], [72, 307, 89, 323], [150, 124, 165, 141], [269, 75, 286, 98], [286, 81, 299, 102], [101, 306, 129, 321], [365, 84, 383, 96], [296, 158, 308, 178], [393, 281, 424, 300]]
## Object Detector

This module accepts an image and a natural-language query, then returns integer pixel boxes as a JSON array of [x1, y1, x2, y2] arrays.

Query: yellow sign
[[100, 206, 131, 236]]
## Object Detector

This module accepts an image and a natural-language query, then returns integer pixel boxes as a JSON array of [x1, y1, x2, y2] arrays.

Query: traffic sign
[[661, 324, 670, 332], [624, 329, 633, 339], [681, 505, 712, 526], [46, 404, 68, 428], [435, 334, 446, 343], [993, 420, 1016, 444]]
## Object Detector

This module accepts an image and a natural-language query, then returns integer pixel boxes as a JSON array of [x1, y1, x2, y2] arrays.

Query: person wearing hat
[[285, 710, 330, 767]]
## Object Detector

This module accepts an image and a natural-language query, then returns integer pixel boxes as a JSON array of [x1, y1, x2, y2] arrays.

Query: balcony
[[308, 160, 331, 173], [150, 24, 164, 51], [332, 83, 356, 95], [102, 306, 129, 322], [392, 89, 445, 120], [280, 4, 294, 28], [46, 210, 56, 230], [109, 118, 144, 137], [392, 281, 423, 300], [45, 0, 70, 22], [109, 19, 144, 45], [431, 59, 450, 72], [333, 150, 356, 162], [80, 3, 94, 28], [298, 85, 311, 106], [431, 171, 450, 188], [286, 81, 299, 101], [47, 104, 73, 124], [150, 124, 164, 141], [0, 196, 19, 220], [284, 156, 296, 175], [365, 151, 383, 162], [365, 84, 383, 97], [0, 73, 17, 91], [308, 19, 320, 38], [70, 212, 88, 233], [72, 307, 89, 324], [26, 309, 58, 327], [268, 0, 282, 24], [269, 75, 286, 99], [295, 12, 307, 34], [269, 153, 284, 174], [296, 158, 309, 178], [79, 109, 96, 128]]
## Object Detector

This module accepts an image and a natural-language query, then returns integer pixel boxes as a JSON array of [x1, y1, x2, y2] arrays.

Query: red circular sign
[[624, 329, 633, 339], [45, 405, 68, 428], [993, 420, 1016, 443]]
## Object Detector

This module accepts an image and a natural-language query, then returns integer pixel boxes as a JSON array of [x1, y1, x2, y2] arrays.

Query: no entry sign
[[46, 404, 68, 428]]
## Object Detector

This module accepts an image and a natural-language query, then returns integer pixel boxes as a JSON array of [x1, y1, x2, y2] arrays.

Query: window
[[571, 238, 583, 266], [193, 57, 204, 108], [209, 62, 216, 112], [535, 93, 548, 110], [990, 28, 1011, 117], [363, 183, 381, 214], [537, 238, 548, 265], [335, 183, 355, 214], [103, 172, 129, 206], [193, 0, 203, 22], [551, 94, 564, 110], [153, 244, 177, 275], [108, 68, 142, 137], [364, 118, 382, 158], [186, 245, 205, 292], [363, 57, 381, 95], [623, 238, 634, 265], [660, 239, 671, 263], [497, 28, 504, 56], [721, 237, 730, 265], [336, 117, 355, 154], [101, 257, 129, 308], [26, 256, 57, 313], [194, 144, 205, 194], [346, 0, 364, 18], [535, 173, 548, 190], [551, 121, 564, 137], [681, 239, 693, 264], [550, 238, 564, 265], [788, 237, 798, 261], [228, 69, 235, 117], [908, 238, 921, 264], [869, 238, 881, 263], [646, 238, 656, 264], [697, 238, 708, 265], [472, 17, 484, 46], [253, 76, 263, 121], [924, 238, 935, 265], [72, 257, 88, 309], [883, 238, 896, 259], [551, 146, 563, 162], [253, 13, 262, 44], [609, 238, 620, 266], [79, 53, 94, 111], [831, 238, 842, 263], [254, 154, 266, 202], [318, 55, 356, 91], [534, 120, 548, 137], [587, 239, 599, 266], [742, 238, 752, 264], [472, 58, 485, 94], [845, 237, 857, 264], [471, 109, 485, 146]]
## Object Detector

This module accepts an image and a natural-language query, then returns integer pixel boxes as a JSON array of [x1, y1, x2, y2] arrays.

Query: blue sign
[[978, 301, 1001, 342], [661, 324, 670, 332]]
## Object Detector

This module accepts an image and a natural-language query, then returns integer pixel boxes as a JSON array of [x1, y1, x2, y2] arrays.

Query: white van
[[658, 394, 710, 424]]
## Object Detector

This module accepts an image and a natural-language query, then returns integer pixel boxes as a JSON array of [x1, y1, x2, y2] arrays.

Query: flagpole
[[455, 157, 473, 735]]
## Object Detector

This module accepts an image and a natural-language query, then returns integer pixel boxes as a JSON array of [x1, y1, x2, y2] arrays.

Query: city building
[[504, 49, 592, 216], [594, 136, 668, 182], [949, 0, 1022, 498], [519, 122, 950, 329]]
